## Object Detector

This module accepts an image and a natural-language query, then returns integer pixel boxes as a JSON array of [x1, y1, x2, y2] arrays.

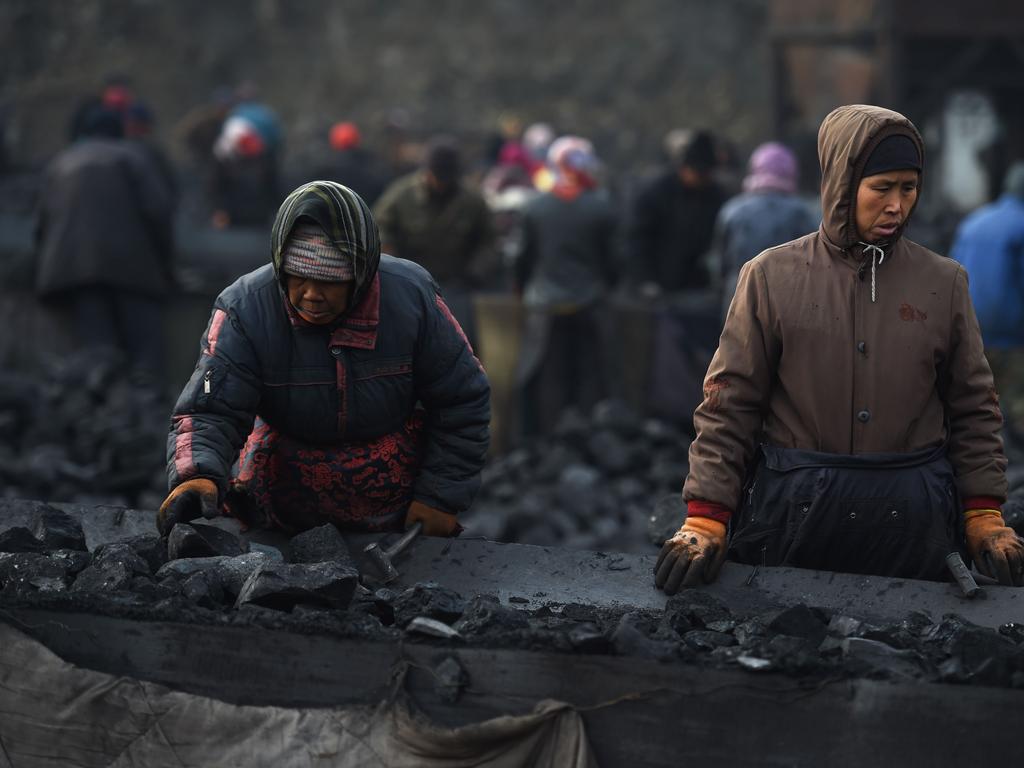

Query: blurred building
[[769, 0, 1024, 207]]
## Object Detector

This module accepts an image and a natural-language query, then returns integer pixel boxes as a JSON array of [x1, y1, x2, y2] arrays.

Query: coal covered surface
[[0, 350, 170, 509], [3, 523, 1024, 692], [465, 400, 692, 553]]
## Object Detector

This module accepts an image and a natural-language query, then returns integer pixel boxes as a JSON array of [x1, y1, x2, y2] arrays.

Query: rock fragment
[[180, 570, 227, 609], [453, 595, 529, 638], [0, 527, 46, 553], [406, 617, 462, 640], [610, 612, 678, 661], [32, 505, 87, 551], [73, 562, 133, 593], [92, 542, 152, 577], [234, 562, 359, 611], [118, 534, 168, 574], [393, 582, 466, 628], [0, 550, 90, 594], [842, 637, 930, 679], [156, 551, 272, 597], [289, 524, 353, 567], [767, 605, 829, 641], [167, 523, 248, 560]]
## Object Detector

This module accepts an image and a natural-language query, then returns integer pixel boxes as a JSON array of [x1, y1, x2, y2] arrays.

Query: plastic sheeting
[[0, 624, 597, 768]]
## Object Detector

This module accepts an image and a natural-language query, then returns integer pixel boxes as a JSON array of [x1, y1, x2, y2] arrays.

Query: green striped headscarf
[[271, 181, 380, 301]]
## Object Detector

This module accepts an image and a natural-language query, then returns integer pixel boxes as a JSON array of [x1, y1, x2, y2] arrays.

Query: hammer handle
[[386, 521, 423, 558]]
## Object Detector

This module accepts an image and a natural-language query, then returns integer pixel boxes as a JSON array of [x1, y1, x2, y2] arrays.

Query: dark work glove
[[157, 478, 220, 537], [654, 516, 728, 594], [965, 511, 1024, 586]]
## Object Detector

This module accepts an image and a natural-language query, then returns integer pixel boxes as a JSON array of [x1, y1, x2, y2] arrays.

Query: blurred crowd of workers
[[28, 77, 1024, 445]]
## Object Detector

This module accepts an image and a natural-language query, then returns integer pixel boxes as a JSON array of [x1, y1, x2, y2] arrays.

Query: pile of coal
[[4, 512, 1024, 690], [0, 349, 170, 508], [465, 400, 691, 552]]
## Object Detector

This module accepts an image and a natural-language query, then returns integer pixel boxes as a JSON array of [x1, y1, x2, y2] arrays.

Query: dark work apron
[[729, 442, 963, 581]]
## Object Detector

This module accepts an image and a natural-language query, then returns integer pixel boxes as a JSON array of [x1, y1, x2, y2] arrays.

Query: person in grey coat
[[515, 136, 618, 436], [35, 105, 175, 374], [711, 142, 819, 316]]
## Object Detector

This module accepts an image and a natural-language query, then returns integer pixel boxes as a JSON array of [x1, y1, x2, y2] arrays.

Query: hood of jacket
[[270, 181, 381, 310], [817, 104, 925, 253]]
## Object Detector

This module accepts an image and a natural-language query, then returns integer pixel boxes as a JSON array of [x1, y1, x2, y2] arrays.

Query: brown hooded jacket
[[683, 105, 1006, 515]]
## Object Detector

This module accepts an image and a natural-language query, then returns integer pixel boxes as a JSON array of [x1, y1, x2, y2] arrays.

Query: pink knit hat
[[281, 221, 354, 282], [743, 142, 799, 194]]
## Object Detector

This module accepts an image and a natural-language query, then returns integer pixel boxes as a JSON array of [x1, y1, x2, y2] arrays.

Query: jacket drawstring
[[859, 242, 886, 303]]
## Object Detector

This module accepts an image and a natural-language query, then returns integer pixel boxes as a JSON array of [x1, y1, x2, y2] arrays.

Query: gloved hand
[[405, 500, 463, 537], [965, 511, 1024, 586], [654, 516, 728, 594], [158, 478, 220, 537]]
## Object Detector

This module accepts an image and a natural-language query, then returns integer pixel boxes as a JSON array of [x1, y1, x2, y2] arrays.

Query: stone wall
[[0, 0, 772, 172]]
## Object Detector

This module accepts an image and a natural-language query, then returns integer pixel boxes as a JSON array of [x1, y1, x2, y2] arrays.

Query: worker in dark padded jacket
[[159, 181, 490, 538]]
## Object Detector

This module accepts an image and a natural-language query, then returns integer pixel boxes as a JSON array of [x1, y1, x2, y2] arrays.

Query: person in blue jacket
[[952, 162, 1024, 436], [158, 181, 490, 538]]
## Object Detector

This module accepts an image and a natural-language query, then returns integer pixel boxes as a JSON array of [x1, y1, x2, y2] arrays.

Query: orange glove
[[965, 510, 1024, 586], [654, 516, 728, 594], [158, 478, 220, 537], [405, 500, 463, 538]]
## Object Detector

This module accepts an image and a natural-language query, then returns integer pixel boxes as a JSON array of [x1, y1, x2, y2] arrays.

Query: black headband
[[863, 134, 921, 177]]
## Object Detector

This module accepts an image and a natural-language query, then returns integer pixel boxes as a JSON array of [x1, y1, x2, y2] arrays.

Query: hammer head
[[364, 541, 399, 584]]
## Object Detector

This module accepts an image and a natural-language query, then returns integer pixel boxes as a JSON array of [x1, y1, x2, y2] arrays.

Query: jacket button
[[857, 409, 870, 423], [857, 341, 866, 353]]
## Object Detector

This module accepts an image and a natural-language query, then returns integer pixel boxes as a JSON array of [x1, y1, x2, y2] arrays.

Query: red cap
[[330, 121, 361, 151], [102, 85, 132, 112], [237, 130, 265, 157]]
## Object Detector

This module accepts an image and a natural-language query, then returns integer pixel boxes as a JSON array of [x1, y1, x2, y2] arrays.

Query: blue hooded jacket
[[952, 166, 1024, 348]]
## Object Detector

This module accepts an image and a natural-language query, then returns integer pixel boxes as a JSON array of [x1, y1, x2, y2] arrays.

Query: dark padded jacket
[[167, 181, 490, 515], [36, 137, 174, 298]]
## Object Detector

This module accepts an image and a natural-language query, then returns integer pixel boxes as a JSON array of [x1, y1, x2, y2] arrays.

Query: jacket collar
[[283, 272, 380, 349], [819, 222, 902, 273]]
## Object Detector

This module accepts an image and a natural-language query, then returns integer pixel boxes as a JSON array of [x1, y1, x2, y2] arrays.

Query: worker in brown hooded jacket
[[655, 104, 1024, 592]]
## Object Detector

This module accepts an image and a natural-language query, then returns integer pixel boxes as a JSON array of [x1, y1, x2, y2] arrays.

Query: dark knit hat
[[281, 221, 355, 282], [425, 136, 461, 184], [674, 130, 717, 171], [862, 134, 921, 177]]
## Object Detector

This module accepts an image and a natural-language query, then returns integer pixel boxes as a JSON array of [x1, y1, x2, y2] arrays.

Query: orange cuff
[[681, 516, 727, 539]]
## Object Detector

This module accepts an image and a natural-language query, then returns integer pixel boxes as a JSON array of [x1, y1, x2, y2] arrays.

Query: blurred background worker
[[710, 141, 819, 315], [373, 135, 496, 340], [952, 162, 1024, 444], [209, 111, 281, 229], [515, 136, 618, 437], [313, 121, 388, 207], [34, 105, 175, 377], [627, 129, 725, 295]]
